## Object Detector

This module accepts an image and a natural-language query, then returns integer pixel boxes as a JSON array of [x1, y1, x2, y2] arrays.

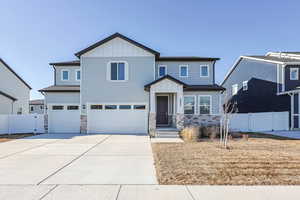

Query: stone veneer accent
[[175, 113, 184, 130], [149, 113, 156, 137], [183, 115, 221, 126], [44, 114, 48, 133], [80, 115, 87, 134]]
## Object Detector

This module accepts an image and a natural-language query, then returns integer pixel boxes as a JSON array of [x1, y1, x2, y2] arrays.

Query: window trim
[[232, 84, 238, 95], [158, 65, 167, 77], [183, 95, 196, 115], [75, 69, 81, 81], [198, 95, 212, 115], [242, 81, 248, 91], [290, 68, 299, 80], [179, 65, 189, 77], [61, 69, 70, 81], [200, 65, 209, 77], [107, 61, 128, 82]]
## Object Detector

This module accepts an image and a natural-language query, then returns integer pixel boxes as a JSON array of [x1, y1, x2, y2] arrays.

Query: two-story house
[[221, 52, 300, 130], [29, 99, 44, 114], [0, 58, 31, 114], [39, 33, 224, 134]]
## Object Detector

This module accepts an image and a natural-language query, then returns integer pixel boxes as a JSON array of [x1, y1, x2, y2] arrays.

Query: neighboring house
[[221, 52, 300, 129], [39, 33, 224, 134], [29, 99, 44, 114], [0, 58, 31, 114]]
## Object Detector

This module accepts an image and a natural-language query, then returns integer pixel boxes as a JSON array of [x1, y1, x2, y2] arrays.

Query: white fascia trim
[[200, 65, 209, 78], [221, 56, 243, 86], [242, 56, 300, 65], [61, 69, 70, 81], [277, 90, 300, 95], [198, 95, 212, 114], [158, 65, 167, 77], [179, 65, 189, 77]]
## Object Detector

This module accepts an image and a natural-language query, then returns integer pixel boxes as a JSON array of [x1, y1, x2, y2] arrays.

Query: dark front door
[[156, 96, 168, 125]]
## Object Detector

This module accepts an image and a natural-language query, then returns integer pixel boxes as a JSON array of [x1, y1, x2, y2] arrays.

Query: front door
[[156, 96, 168, 125]]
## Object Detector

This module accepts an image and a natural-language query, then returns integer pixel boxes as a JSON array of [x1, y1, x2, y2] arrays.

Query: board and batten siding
[[0, 61, 30, 114], [183, 91, 221, 114], [155, 61, 214, 85], [55, 66, 81, 86]]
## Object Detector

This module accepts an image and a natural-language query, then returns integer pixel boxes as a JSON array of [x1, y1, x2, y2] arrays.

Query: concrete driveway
[[0, 134, 157, 185]]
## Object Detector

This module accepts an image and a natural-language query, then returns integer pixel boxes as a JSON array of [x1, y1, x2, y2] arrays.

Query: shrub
[[180, 126, 201, 142], [201, 125, 220, 139]]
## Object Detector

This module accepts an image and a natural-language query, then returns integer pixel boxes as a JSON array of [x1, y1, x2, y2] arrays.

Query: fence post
[[248, 113, 251, 132], [34, 114, 37, 135], [8, 115, 11, 135], [271, 112, 274, 131]]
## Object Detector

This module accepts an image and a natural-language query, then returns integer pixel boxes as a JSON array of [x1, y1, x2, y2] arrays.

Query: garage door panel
[[87, 104, 148, 134]]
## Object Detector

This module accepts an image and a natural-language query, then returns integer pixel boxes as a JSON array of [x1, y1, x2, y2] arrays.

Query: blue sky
[[1, 0, 300, 99]]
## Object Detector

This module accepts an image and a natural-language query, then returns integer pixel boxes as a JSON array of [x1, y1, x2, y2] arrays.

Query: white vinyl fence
[[228, 112, 289, 132], [0, 114, 45, 135]]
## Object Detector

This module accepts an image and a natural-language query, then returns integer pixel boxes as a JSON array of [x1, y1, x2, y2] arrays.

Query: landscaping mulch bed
[[0, 133, 35, 143], [152, 137, 300, 185]]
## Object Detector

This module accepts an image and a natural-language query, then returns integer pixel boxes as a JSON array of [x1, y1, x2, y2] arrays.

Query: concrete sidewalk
[[0, 185, 299, 200], [260, 130, 300, 139]]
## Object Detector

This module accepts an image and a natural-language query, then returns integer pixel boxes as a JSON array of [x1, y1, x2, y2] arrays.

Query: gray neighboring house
[[0, 58, 31, 114], [29, 99, 44, 114], [221, 52, 300, 130], [39, 33, 224, 135]]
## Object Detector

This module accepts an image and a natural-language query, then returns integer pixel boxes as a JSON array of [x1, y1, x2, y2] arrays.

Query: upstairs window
[[290, 68, 299, 80], [243, 81, 248, 91], [158, 65, 167, 77], [232, 84, 238, 95], [110, 62, 126, 81], [62, 70, 69, 81], [199, 96, 211, 114], [76, 70, 81, 81], [180, 65, 188, 77], [200, 65, 209, 77]]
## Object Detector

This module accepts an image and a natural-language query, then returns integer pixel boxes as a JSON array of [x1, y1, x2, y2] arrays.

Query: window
[[242, 81, 248, 91], [105, 105, 117, 110], [232, 84, 238, 95], [40, 106, 43, 110], [61, 70, 69, 81], [90, 105, 103, 110], [67, 105, 79, 110], [76, 70, 81, 81], [17, 108, 22, 115], [52, 105, 64, 110], [30, 106, 34, 112], [134, 105, 146, 110], [119, 105, 131, 110], [290, 68, 299, 80], [184, 96, 195, 114], [110, 62, 125, 81], [158, 65, 167, 77], [180, 65, 188, 77], [199, 96, 211, 114], [200, 65, 209, 77]]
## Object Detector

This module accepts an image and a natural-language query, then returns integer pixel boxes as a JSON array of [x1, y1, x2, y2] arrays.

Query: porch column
[[149, 88, 156, 136], [176, 87, 184, 130], [291, 93, 294, 130]]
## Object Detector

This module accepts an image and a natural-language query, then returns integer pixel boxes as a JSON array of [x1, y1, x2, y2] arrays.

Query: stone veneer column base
[[175, 113, 184, 130], [149, 113, 156, 137], [80, 115, 87, 134], [44, 114, 48, 133]]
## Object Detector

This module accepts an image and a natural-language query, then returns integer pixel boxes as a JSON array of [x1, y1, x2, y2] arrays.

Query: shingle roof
[[39, 85, 80, 92], [0, 90, 17, 101], [0, 58, 31, 89], [244, 55, 300, 63], [29, 99, 44, 105], [49, 60, 80, 66], [156, 56, 220, 61]]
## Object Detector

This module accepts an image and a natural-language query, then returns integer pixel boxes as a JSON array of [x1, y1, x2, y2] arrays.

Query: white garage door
[[48, 104, 80, 133], [87, 103, 148, 134]]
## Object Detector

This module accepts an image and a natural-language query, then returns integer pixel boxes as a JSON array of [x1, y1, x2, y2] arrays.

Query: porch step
[[155, 128, 180, 138]]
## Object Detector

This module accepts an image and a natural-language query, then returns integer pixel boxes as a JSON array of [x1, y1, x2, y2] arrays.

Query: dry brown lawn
[[152, 137, 300, 185], [0, 133, 35, 143]]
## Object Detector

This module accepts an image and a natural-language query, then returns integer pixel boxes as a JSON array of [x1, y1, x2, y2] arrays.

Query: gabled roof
[[0, 58, 31, 89], [49, 60, 80, 66], [156, 56, 220, 61], [29, 99, 44, 105], [75, 33, 160, 58], [144, 75, 225, 91], [0, 90, 17, 101], [144, 75, 187, 90], [39, 85, 80, 93]]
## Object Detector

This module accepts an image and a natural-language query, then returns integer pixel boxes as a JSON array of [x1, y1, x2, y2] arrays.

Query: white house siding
[[55, 66, 81, 86], [183, 91, 221, 115], [0, 61, 30, 114], [155, 61, 215, 85], [0, 95, 13, 114]]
